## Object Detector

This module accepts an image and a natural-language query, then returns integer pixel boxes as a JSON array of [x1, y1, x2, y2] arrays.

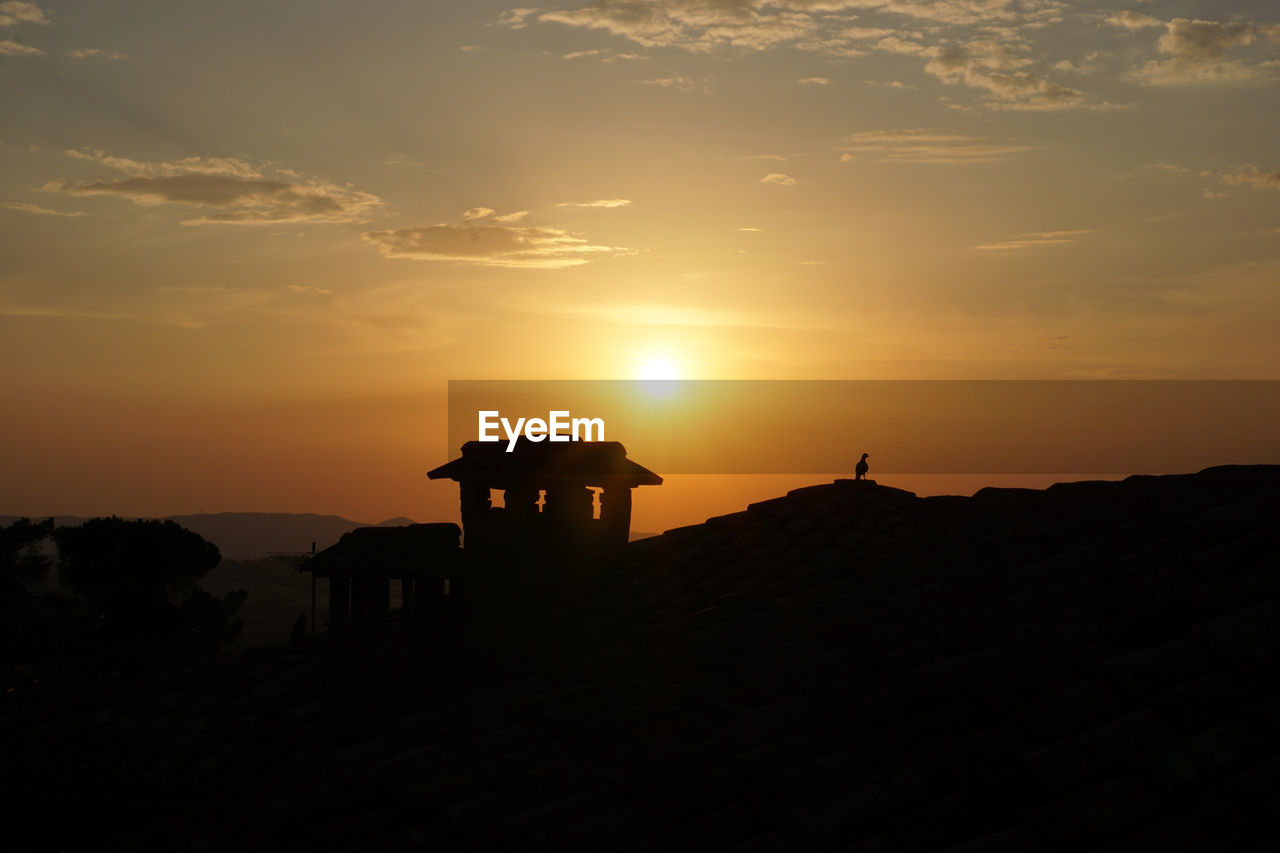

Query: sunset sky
[[3, 1, 1279, 528]]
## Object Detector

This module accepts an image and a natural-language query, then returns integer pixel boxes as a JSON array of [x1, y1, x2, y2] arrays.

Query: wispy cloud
[[49, 149, 383, 225], [498, 8, 540, 30], [463, 206, 531, 222], [3, 200, 86, 217], [846, 0, 1065, 27], [640, 74, 699, 91], [529, 1, 822, 52], [866, 79, 917, 90], [0, 2, 48, 27], [503, 0, 1068, 55], [1151, 161, 1280, 192], [840, 129, 1032, 164], [556, 198, 631, 208], [1127, 17, 1280, 85], [362, 210, 632, 269], [0, 38, 42, 55], [798, 76, 829, 85], [974, 229, 1094, 252], [844, 26, 900, 42], [872, 21, 1124, 110], [759, 172, 797, 186], [65, 148, 264, 179], [500, 1, 1113, 109], [1222, 165, 1280, 191], [922, 39, 1116, 111], [66, 47, 128, 61], [1103, 11, 1163, 32]]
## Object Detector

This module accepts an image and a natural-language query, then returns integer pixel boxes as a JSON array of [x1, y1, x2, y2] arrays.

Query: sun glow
[[636, 357, 682, 381]]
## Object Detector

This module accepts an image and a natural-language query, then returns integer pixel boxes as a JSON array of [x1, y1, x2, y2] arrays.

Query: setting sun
[[635, 357, 682, 381]]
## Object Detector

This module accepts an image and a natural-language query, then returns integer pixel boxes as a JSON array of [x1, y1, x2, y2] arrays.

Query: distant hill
[[0, 512, 420, 559], [1, 511, 638, 562]]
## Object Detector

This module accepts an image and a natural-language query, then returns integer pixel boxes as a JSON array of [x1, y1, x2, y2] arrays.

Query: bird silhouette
[[855, 452, 869, 480]]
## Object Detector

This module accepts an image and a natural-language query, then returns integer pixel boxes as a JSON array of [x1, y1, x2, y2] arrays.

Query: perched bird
[[855, 452, 870, 480]]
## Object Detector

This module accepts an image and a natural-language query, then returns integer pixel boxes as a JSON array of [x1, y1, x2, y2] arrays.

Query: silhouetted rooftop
[[300, 523, 461, 578], [8, 465, 1280, 850], [427, 440, 662, 489]]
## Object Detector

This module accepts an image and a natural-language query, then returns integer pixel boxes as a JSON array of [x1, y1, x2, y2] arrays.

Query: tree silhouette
[[1, 517, 53, 594], [1, 518, 57, 664], [53, 517, 245, 667]]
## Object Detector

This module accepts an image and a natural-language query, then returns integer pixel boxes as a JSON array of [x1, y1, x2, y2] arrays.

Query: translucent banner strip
[[446, 380, 1280, 475]]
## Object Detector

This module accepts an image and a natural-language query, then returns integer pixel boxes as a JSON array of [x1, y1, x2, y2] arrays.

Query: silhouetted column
[[447, 577, 463, 623], [546, 484, 594, 533], [600, 483, 632, 548], [505, 486, 539, 524], [328, 575, 350, 625], [401, 578, 415, 618], [350, 575, 368, 623], [368, 578, 390, 621], [459, 480, 490, 548], [415, 579, 442, 624]]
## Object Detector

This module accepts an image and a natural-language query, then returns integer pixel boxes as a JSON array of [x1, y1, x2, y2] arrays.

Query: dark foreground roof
[[300, 523, 461, 578], [428, 440, 663, 489], [6, 466, 1280, 851]]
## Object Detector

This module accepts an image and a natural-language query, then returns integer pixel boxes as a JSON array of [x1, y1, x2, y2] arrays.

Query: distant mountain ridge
[[0, 512, 420, 559]]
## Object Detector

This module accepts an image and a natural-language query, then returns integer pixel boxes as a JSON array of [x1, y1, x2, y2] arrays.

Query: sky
[[2, 1, 1279, 528]]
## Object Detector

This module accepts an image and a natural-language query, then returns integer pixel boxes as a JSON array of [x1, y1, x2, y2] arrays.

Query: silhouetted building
[[427, 440, 662, 555], [301, 440, 661, 630], [302, 523, 462, 628]]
